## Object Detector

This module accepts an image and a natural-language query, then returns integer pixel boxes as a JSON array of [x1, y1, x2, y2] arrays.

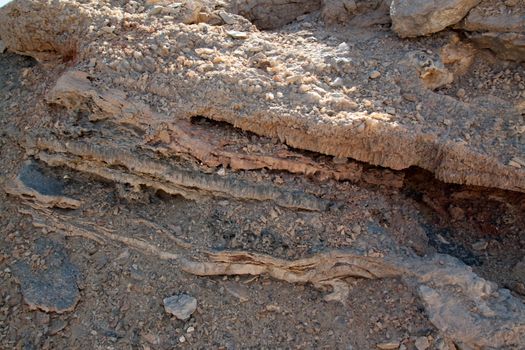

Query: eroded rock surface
[[163, 294, 198, 320], [0, 1, 524, 349], [390, 0, 480, 37], [12, 238, 80, 313], [459, 0, 525, 61], [4, 160, 81, 209]]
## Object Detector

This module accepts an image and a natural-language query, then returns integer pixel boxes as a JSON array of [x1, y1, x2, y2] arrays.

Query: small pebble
[[226, 30, 248, 39], [376, 341, 399, 349], [415, 336, 430, 350], [369, 70, 381, 79]]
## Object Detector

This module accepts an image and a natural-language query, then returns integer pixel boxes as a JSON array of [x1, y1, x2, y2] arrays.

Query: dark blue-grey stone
[[12, 238, 80, 313]]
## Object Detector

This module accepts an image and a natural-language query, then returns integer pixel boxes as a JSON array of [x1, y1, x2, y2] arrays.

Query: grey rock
[[12, 238, 80, 313], [5, 160, 81, 209], [512, 257, 525, 283], [163, 293, 197, 320], [390, 0, 480, 37], [414, 336, 430, 350], [18, 161, 65, 197], [48, 319, 68, 335], [322, 0, 357, 24], [0, 40, 5, 53], [412, 254, 525, 349]]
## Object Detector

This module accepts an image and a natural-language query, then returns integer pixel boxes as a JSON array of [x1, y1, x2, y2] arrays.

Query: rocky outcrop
[[390, 0, 480, 38], [4, 160, 81, 209], [459, 0, 525, 61], [1, 0, 523, 194], [20, 206, 525, 348], [462, 4, 525, 33], [322, 0, 392, 26], [389, 0, 525, 61]]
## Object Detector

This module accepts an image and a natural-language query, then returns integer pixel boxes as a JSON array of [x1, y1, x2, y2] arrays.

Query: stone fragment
[[471, 240, 487, 251], [0, 40, 5, 53], [512, 157, 525, 167], [226, 30, 249, 39], [414, 336, 430, 350], [218, 11, 236, 25], [163, 293, 197, 320], [376, 341, 400, 349], [466, 32, 525, 62], [369, 70, 381, 79], [12, 238, 81, 313], [48, 319, 68, 335], [4, 160, 81, 209], [390, 0, 481, 38]]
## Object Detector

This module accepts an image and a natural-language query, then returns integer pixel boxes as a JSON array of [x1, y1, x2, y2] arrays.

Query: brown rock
[[467, 32, 525, 61], [390, 0, 481, 37]]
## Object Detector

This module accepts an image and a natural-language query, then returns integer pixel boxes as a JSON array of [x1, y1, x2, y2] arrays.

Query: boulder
[[458, 0, 525, 61], [390, 0, 480, 37]]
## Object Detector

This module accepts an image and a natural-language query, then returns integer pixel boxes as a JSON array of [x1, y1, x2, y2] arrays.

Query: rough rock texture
[[409, 254, 525, 349], [322, 0, 392, 27], [19, 204, 525, 349], [163, 294, 198, 320], [390, 0, 480, 37], [0, 2, 524, 348], [467, 32, 525, 61], [459, 0, 525, 61], [11, 238, 80, 313], [4, 160, 81, 209], [1, 0, 522, 193]]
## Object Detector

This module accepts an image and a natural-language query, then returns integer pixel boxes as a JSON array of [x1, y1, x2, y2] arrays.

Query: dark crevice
[[190, 114, 524, 289], [234, 0, 322, 30]]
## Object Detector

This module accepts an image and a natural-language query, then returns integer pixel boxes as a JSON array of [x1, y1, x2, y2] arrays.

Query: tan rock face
[[1, 0, 523, 195], [390, 0, 481, 38], [458, 0, 525, 61], [1, 2, 525, 348], [461, 2, 525, 33]]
